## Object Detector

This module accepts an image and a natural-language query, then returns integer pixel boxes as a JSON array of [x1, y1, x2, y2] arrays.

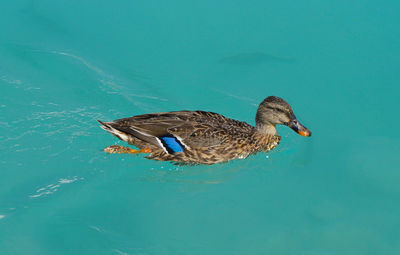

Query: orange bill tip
[[298, 129, 311, 137]]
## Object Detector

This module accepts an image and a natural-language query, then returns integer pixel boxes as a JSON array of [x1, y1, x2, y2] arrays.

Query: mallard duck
[[98, 96, 311, 165]]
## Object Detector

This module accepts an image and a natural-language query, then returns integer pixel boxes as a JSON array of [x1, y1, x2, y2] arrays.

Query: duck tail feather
[[97, 120, 130, 142]]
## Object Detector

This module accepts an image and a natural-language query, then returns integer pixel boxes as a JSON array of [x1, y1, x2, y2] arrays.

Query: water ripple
[[39, 49, 168, 104], [29, 176, 82, 198]]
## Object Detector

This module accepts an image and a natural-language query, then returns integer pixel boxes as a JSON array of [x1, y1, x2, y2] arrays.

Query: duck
[[98, 96, 311, 165]]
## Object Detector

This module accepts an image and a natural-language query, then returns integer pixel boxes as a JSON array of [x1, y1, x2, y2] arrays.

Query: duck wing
[[100, 111, 253, 153]]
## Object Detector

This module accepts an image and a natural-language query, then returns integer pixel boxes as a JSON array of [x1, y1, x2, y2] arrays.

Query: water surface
[[1, 0, 400, 254]]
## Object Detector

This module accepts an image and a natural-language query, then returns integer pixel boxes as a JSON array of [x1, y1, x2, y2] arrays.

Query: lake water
[[1, 0, 399, 254]]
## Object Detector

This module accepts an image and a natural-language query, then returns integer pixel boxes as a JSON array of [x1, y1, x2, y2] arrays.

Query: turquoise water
[[1, 0, 400, 254]]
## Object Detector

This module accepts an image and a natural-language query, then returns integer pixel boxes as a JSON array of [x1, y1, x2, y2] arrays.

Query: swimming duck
[[98, 96, 311, 165]]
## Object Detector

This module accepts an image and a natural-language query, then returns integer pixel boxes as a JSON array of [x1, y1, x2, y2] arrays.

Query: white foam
[[113, 249, 129, 255], [89, 225, 102, 232], [30, 176, 80, 198]]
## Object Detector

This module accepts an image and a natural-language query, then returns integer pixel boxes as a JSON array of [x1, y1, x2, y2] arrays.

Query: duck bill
[[288, 118, 312, 137]]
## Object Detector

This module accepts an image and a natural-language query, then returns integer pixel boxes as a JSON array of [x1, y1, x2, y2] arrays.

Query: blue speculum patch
[[160, 136, 184, 153]]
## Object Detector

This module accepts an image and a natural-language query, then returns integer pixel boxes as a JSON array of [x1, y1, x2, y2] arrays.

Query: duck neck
[[255, 122, 277, 136]]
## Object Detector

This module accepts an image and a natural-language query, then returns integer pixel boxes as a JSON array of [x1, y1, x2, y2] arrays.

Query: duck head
[[255, 96, 311, 137]]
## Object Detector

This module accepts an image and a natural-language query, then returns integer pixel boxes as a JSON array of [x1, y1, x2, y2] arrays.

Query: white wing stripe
[[174, 135, 190, 150], [155, 137, 169, 154]]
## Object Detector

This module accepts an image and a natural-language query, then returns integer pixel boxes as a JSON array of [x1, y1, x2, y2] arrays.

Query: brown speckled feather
[[100, 110, 281, 164], [99, 96, 311, 165]]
